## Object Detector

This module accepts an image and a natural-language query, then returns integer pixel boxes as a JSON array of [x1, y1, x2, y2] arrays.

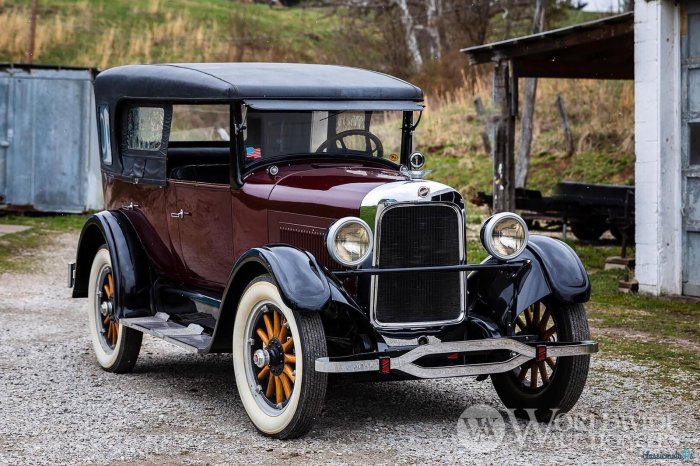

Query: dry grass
[[419, 73, 635, 196], [0, 5, 76, 62]]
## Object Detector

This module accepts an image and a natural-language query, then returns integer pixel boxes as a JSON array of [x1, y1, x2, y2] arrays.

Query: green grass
[[0, 214, 87, 273]]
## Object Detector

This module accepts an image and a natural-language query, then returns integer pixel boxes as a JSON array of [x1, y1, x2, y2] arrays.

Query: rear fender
[[72, 211, 151, 318]]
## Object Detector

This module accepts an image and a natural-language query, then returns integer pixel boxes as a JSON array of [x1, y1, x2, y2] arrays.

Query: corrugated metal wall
[[0, 66, 102, 213]]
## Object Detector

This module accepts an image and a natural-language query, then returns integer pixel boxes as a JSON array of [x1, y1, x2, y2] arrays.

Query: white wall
[[634, 0, 683, 295]]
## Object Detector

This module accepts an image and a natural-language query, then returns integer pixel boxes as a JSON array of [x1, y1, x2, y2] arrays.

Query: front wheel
[[87, 246, 142, 373], [232, 275, 327, 439], [491, 300, 591, 421]]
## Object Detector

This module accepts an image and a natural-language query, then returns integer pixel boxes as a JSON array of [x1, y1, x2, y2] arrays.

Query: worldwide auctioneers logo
[[456, 404, 687, 456]]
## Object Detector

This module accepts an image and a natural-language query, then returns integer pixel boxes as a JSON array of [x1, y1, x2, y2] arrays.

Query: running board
[[120, 312, 212, 354]]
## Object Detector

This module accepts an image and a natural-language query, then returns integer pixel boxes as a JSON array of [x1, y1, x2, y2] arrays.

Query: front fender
[[210, 244, 364, 352], [468, 235, 590, 323], [72, 211, 151, 318]]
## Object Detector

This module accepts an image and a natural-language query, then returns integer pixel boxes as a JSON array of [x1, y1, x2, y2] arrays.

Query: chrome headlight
[[326, 217, 373, 266], [480, 212, 529, 260]]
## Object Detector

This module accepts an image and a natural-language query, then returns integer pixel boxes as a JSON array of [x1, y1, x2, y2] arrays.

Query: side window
[[98, 105, 112, 165], [126, 107, 165, 151], [171, 104, 230, 141]]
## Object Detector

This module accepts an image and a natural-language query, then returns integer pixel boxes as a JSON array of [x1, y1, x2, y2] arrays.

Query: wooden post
[[555, 94, 575, 157], [473, 97, 492, 155], [26, 0, 38, 64], [492, 61, 516, 213]]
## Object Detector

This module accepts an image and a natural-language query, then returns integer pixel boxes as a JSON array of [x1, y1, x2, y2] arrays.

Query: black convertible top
[[94, 63, 423, 104]]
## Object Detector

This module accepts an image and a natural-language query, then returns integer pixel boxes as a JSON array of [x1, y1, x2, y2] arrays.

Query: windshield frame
[[235, 103, 416, 175]]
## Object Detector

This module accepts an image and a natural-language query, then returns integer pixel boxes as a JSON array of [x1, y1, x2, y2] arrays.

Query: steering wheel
[[315, 129, 384, 159]]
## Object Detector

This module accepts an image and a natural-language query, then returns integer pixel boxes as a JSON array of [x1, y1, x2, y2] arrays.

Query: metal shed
[[0, 64, 102, 213]]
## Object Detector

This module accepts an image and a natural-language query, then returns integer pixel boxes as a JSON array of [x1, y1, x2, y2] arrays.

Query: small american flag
[[246, 146, 262, 159]]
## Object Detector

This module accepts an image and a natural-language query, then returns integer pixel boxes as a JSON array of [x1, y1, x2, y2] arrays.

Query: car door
[[170, 179, 234, 288]]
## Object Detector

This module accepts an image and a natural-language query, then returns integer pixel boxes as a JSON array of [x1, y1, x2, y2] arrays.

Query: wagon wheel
[[513, 301, 558, 389]]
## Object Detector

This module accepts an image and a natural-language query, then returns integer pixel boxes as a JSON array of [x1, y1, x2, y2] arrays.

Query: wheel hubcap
[[513, 301, 558, 389]]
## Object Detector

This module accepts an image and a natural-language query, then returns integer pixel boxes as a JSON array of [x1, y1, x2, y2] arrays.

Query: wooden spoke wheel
[[97, 266, 119, 350], [87, 246, 142, 373], [491, 300, 591, 422], [513, 301, 558, 390], [233, 275, 327, 439], [252, 305, 297, 408]]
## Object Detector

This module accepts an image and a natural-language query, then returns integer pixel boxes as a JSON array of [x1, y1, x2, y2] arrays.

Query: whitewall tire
[[87, 246, 142, 373], [232, 275, 327, 439]]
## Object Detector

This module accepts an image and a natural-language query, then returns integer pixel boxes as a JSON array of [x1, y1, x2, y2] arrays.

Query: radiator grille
[[374, 203, 463, 325]]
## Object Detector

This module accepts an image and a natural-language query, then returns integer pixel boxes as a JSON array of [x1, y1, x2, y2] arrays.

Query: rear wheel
[[87, 246, 142, 373], [491, 300, 590, 421], [232, 275, 327, 439]]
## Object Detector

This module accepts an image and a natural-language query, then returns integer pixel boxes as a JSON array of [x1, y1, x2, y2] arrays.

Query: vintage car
[[68, 63, 598, 439]]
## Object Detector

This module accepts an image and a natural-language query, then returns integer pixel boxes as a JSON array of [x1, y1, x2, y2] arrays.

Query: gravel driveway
[[1, 233, 698, 465]]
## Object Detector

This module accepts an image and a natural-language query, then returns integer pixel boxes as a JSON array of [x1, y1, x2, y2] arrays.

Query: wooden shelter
[[461, 12, 633, 213]]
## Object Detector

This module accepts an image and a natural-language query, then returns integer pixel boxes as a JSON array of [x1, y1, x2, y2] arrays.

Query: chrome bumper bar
[[315, 338, 598, 379]]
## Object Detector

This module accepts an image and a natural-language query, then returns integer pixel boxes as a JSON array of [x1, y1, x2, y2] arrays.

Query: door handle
[[122, 202, 140, 211], [170, 209, 191, 219]]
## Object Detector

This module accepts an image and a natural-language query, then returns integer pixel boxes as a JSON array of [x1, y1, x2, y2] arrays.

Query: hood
[[268, 164, 408, 218]]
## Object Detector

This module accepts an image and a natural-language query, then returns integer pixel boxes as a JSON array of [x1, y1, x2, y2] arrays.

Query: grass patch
[[0, 214, 87, 273], [596, 335, 700, 382]]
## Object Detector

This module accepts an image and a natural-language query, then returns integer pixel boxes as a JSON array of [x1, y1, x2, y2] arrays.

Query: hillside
[[0, 0, 635, 199]]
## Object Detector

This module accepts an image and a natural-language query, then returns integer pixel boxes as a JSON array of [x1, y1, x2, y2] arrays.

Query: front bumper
[[315, 338, 598, 379]]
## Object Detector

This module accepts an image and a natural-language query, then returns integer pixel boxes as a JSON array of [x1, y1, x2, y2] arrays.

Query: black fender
[[209, 244, 369, 353], [72, 211, 151, 319], [468, 235, 590, 325]]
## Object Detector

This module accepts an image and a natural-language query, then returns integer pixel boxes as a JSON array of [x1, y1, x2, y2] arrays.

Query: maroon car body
[[69, 63, 597, 439]]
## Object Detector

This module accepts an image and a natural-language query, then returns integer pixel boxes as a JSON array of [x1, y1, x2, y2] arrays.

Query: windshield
[[242, 109, 406, 165]]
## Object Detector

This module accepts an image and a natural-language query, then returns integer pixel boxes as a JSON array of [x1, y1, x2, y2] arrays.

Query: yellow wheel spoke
[[279, 320, 288, 341], [524, 308, 532, 327], [265, 373, 275, 398], [262, 314, 273, 340], [515, 316, 526, 331], [107, 274, 115, 298], [257, 365, 270, 381], [103, 315, 110, 326], [530, 363, 538, 388], [537, 361, 549, 384], [111, 323, 118, 345], [542, 326, 556, 341], [538, 309, 551, 333], [284, 353, 296, 364], [282, 338, 293, 353], [283, 364, 295, 383], [275, 376, 283, 404], [280, 372, 292, 399], [256, 328, 269, 346], [518, 366, 528, 380], [546, 357, 556, 370], [273, 310, 281, 339]]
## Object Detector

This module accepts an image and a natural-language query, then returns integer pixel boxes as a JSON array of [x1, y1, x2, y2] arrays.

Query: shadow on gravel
[[120, 353, 478, 434]]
